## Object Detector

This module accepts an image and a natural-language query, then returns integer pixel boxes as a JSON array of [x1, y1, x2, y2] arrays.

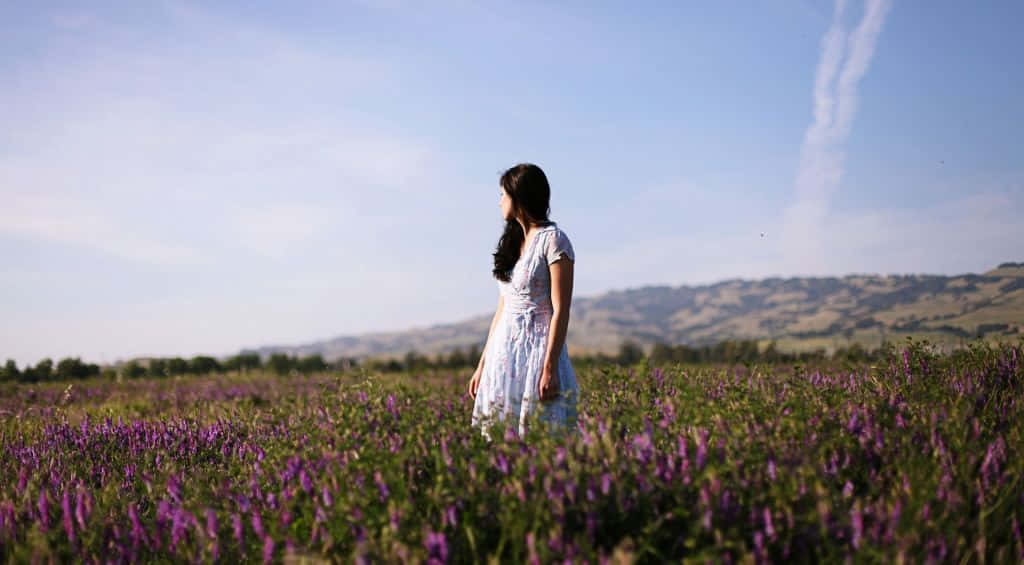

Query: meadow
[[1, 339, 1021, 564]]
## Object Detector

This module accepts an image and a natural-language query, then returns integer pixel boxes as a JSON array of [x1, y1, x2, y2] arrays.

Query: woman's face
[[499, 186, 514, 221]]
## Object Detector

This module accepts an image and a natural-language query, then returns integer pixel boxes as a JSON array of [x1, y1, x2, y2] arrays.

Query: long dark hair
[[493, 163, 554, 282]]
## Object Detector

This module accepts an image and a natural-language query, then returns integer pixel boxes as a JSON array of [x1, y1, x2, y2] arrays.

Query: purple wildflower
[[424, 530, 449, 563], [263, 536, 275, 564], [299, 470, 313, 495], [232, 513, 243, 544], [74, 490, 90, 530], [526, 532, 540, 565], [37, 490, 50, 532], [251, 511, 266, 539], [696, 428, 709, 471], [494, 453, 509, 475], [167, 473, 183, 502], [884, 501, 901, 543], [205, 509, 218, 539], [374, 471, 390, 501], [128, 503, 148, 548], [851, 504, 864, 550], [763, 507, 775, 539], [753, 531, 764, 560], [171, 508, 191, 551], [61, 491, 75, 543]]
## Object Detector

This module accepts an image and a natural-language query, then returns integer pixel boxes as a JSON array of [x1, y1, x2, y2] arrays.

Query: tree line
[[0, 352, 359, 383], [571, 339, 891, 366], [1, 339, 897, 383]]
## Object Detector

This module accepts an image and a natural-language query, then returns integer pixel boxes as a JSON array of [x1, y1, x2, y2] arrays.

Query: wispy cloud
[[0, 192, 211, 267], [782, 0, 892, 271], [0, 3, 437, 268]]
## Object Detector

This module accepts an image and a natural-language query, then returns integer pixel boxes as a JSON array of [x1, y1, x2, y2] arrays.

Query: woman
[[468, 163, 579, 440]]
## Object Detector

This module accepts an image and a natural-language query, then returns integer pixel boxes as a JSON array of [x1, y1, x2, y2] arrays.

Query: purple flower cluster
[[0, 341, 1020, 562]]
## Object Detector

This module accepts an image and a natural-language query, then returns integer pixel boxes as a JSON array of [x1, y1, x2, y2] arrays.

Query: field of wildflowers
[[1, 339, 1021, 563]]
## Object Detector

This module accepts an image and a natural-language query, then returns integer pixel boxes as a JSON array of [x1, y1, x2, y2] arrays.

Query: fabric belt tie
[[504, 303, 552, 343]]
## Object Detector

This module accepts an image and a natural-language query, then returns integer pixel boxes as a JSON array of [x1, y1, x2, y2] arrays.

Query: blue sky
[[2, 1, 1022, 366]]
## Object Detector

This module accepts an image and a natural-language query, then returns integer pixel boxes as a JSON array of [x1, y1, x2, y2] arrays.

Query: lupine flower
[[37, 490, 50, 532], [851, 503, 864, 550], [167, 473, 183, 502], [128, 503, 147, 549], [263, 536, 275, 564], [298, 469, 314, 494], [847, 412, 860, 434], [74, 490, 90, 530], [171, 508, 191, 551], [763, 507, 775, 540], [61, 491, 75, 543], [696, 429, 709, 471], [251, 512, 266, 539], [494, 453, 509, 475], [232, 513, 243, 544], [526, 532, 540, 565], [424, 530, 448, 564], [205, 508, 218, 539], [374, 471, 390, 501]]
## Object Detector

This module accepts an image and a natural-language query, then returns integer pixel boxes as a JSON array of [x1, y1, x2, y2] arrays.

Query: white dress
[[472, 222, 579, 439]]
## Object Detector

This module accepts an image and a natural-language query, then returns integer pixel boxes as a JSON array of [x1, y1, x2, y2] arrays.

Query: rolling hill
[[245, 262, 1024, 360]]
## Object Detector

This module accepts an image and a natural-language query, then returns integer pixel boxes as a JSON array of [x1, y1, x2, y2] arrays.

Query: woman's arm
[[476, 293, 505, 371], [543, 257, 574, 370]]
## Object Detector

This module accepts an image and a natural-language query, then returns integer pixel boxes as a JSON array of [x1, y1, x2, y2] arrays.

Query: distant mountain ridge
[[245, 263, 1024, 360]]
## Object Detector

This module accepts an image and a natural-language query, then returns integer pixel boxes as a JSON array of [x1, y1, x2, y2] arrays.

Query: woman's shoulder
[[542, 222, 574, 263], [544, 221, 568, 236], [548, 223, 571, 243]]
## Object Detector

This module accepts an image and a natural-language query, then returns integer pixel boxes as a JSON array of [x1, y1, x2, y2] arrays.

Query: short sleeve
[[545, 229, 575, 265]]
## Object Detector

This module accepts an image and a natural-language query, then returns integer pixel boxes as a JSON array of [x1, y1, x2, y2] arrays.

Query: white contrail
[[806, 0, 848, 150], [783, 0, 891, 272], [834, 0, 892, 140]]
